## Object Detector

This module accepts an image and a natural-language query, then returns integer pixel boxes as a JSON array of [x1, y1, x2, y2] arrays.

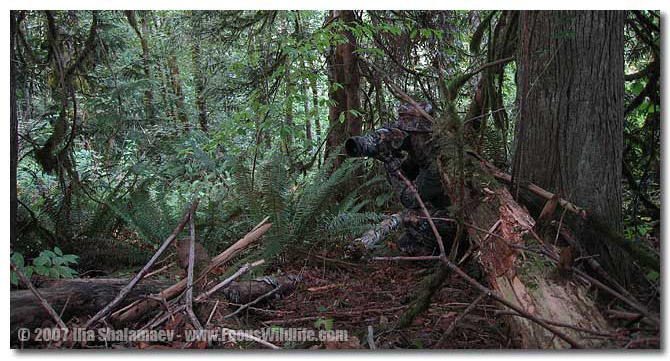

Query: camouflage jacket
[[375, 112, 449, 211]]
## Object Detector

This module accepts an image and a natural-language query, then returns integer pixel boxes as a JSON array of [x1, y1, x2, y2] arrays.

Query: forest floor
[[117, 249, 508, 350], [18, 238, 660, 350], [256, 256, 507, 349]]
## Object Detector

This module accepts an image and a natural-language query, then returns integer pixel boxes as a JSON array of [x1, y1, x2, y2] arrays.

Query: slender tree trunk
[[168, 54, 189, 132], [140, 13, 156, 123], [125, 11, 156, 123], [310, 72, 321, 140], [513, 10, 626, 281], [302, 65, 313, 148], [284, 65, 294, 147], [159, 65, 174, 120], [310, 70, 322, 168], [190, 11, 208, 133], [325, 10, 362, 169]]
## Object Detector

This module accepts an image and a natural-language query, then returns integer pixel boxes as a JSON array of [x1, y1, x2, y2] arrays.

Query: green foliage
[[13, 10, 659, 279], [218, 152, 385, 275], [11, 247, 79, 285], [107, 186, 180, 246], [314, 317, 334, 331]]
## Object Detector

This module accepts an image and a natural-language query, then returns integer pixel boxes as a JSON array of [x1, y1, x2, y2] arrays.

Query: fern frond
[[292, 158, 362, 238], [324, 211, 386, 241]]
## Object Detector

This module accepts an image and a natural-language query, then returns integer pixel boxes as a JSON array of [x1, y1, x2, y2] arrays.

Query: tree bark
[[168, 54, 189, 132], [437, 145, 613, 348], [124, 11, 156, 123], [190, 11, 208, 133], [10, 279, 172, 342], [10, 11, 18, 247], [513, 11, 627, 282], [325, 10, 362, 169], [310, 68, 322, 168], [139, 13, 156, 123], [302, 64, 313, 148]]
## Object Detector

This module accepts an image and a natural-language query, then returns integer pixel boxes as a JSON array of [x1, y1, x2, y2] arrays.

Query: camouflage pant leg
[[396, 208, 456, 256]]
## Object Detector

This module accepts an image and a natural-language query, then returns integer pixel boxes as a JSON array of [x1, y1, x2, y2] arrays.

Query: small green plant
[[314, 317, 334, 331], [10, 247, 79, 285]]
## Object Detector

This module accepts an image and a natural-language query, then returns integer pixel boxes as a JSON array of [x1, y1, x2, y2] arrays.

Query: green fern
[[107, 185, 182, 246], [217, 150, 385, 269]]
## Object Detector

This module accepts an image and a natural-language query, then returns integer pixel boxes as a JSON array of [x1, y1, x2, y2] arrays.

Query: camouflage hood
[[393, 102, 434, 132]]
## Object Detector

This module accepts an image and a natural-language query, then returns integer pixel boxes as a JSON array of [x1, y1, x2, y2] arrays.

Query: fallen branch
[[605, 310, 657, 327], [395, 170, 447, 258], [369, 171, 583, 348], [494, 310, 620, 338], [222, 328, 280, 349], [374, 256, 582, 348], [297, 249, 368, 269], [224, 286, 282, 319], [483, 160, 659, 271], [112, 222, 272, 323], [261, 306, 409, 325], [436, 292, 487, 347], [367, 325, 376, 349], [196, 259, 265, 301], [185, 210, 204, 330], [205, 300, 219, 327], [466, 222, 659, 328], [442, 259, 582, 348], [84, 199, 200, 329], [11, 261, 67, 330], [372, 255, 441, 262], [143, 263, 173, 279]]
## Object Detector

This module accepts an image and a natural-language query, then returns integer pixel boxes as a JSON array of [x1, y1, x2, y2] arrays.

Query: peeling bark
[[438, 144, 613, 348]]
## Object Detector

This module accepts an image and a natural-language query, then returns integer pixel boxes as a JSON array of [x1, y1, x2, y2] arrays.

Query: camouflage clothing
[[347, 102, 455, 256]]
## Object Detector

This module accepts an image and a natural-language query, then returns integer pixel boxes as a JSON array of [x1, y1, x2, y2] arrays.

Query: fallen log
[[10, 279, 171, 343], [481, 158, 660, 273], [84, 199, 200, 329], [10, 274, 301, 345], [351, 213, 401, 250]]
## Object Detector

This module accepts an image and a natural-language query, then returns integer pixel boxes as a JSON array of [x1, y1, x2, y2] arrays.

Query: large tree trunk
[[325, 10, 362, 169], [10, 11, 18, 248], [513, 11, 627, 282]]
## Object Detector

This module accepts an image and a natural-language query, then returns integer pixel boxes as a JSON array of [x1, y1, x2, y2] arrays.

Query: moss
[[394, 263, 452, 329], [518, 249, 551, 282]]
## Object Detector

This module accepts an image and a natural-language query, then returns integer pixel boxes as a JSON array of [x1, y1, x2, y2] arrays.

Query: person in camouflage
[[345, 102, 455, 256]]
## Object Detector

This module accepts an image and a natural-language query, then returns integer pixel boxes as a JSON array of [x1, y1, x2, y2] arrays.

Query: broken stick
[[84, 199, 200, 329], [11, 261, 67, 330], [112, 222, 272, 323]]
